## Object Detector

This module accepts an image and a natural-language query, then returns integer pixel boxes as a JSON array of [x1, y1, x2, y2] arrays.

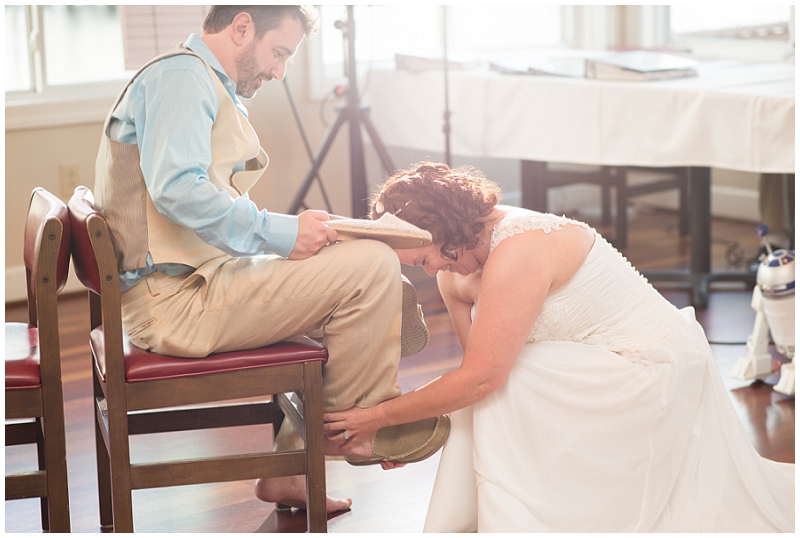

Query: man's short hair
[[203, 5, 319, 39]]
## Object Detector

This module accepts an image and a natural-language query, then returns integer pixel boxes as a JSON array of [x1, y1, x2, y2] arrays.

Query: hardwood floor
[[5, 207, 794, 533]]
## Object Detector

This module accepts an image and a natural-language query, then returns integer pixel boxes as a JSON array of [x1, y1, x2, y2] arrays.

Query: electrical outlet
[[59, 162, 82, 198]]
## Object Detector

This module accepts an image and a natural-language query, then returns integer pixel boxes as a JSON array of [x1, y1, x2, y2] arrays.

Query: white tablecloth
[[364, 61, 794, 174]]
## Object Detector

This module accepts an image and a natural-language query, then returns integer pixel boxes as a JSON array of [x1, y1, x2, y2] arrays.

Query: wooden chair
[[67, 186, 329, 532], [6, 188, 72, 532], [521, 161, 690, 249]]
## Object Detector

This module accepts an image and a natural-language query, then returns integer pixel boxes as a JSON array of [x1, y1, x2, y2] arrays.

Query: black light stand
[[288, 5, 396, 218]]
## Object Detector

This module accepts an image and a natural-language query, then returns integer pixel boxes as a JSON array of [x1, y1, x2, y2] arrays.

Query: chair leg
[[42, 413, 71, 532], [521, 160, 549, 212], [678, 167, 690, 237], [107, 405, 135, 532], [95, 415, 114, 528], [109, 461, 135, 533], [303, 362, 327, 533], [271, 393, 285, 445], [614, 168, 628, 250], [35, 418, 49, 532], [601, 184, 612, 226], [93, 374, 114, 528]]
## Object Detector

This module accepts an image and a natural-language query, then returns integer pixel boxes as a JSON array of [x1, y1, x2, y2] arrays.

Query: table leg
[[689, 166, 712, 305]]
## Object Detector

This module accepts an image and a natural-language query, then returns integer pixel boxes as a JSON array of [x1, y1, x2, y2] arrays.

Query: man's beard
[[234, 41, 270, 99]]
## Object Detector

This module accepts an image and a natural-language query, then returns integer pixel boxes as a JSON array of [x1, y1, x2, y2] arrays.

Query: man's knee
[[345, 240, 400, 284]]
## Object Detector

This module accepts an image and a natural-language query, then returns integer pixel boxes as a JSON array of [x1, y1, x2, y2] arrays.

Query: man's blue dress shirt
[[108, 34, 298, 291]]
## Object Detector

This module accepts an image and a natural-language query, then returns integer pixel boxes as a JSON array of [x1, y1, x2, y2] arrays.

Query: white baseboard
[[506, 183, 760, 223], [709, 185, 761, 223], [631, 184, 760, 223]]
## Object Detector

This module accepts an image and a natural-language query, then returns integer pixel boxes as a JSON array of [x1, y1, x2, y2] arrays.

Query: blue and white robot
[[731, 226, 795, 395]]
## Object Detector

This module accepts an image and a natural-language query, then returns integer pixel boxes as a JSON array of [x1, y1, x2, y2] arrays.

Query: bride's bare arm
[[436, 271, 475, 350], [324, 224, 593, 440]]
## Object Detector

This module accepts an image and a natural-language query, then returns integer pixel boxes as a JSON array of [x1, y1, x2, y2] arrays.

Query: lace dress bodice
[[489, 208, 679, 362]]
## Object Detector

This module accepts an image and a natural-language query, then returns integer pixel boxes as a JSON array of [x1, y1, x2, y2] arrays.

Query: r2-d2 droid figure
[[731, 226, 795, 395]]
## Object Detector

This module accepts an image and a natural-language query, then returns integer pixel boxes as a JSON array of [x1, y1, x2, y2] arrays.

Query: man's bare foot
[[255, 475, 352, 513]]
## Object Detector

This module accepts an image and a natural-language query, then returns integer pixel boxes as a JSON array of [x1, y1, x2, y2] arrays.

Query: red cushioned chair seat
[[89, 327, 329, 383], [5, 322, 41, 390]]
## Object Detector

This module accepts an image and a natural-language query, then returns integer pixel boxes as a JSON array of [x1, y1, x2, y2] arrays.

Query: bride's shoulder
[[490, 206, 588, 252]]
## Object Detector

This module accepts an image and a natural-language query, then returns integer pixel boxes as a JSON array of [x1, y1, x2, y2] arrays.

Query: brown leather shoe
[[346, 414, 450, 466]]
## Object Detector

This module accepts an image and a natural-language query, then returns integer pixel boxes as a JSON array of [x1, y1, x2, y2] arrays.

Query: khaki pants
[[120, 239, 403, 449]]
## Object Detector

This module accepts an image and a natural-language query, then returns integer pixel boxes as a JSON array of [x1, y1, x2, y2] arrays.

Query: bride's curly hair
[[370, 161, 501, 260]]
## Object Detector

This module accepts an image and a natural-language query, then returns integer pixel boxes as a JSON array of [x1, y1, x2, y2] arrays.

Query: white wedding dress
[[424, 209, 794, 533]]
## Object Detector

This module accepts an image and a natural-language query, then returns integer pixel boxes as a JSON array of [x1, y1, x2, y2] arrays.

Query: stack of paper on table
[[585, 50, 698, 81], [490, 55, 586, 78], [326, 212, 432, 249], [488, 50, 698, 82]]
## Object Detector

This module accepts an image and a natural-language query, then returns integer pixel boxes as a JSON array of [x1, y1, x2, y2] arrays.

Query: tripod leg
[[359, 108, 396, 175], [289, 110, 348, 215]]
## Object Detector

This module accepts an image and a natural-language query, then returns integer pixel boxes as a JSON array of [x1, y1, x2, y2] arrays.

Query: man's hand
[[288, 210, 338, 260]]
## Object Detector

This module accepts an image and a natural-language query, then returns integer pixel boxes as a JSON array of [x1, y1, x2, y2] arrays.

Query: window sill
[[6, 96, 115, 132], [673, 37, 794, 63], [5, 82, 124, 132]]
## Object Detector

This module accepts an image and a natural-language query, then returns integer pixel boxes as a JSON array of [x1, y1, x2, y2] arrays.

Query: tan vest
[[94, 44, 269, 272]]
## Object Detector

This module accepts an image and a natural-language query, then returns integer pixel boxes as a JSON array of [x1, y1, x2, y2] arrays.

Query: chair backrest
[[69, 187, 119, 295], [22, 188, 72, 325], [68, 186, 126, 376], [24, 188, 71, 295]]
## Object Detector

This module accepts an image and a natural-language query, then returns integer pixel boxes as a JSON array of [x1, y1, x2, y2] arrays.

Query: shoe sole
[[346, 414, 451, 466], [401, 275, 429, 358]]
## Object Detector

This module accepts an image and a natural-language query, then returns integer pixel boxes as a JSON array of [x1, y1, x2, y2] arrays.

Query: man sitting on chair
[[93, 5, 441, 512]]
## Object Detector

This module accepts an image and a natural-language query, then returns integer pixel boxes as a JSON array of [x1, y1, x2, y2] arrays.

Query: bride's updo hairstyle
[[371, 161, 500, 260]]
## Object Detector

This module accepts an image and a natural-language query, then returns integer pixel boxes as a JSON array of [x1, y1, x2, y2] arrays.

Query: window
[[668, 5, 793, 62], [6, 6, 130, 95], [5, 5, 208, 130], [6, 5, 133, 130], [670, 5, 792, 39], [43, 5, 128, 86], [5, 5, 31, 93]]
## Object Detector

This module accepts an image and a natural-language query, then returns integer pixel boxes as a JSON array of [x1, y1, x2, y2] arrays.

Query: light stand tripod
[[288, 5, 395, 218]]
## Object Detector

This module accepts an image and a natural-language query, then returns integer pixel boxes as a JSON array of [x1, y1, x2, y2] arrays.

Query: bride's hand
[[324, 406, 375, 444], [325, 406, 399, 465], [325, 405, 406, 470]]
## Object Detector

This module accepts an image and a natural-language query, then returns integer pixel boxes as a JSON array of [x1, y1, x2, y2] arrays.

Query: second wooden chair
[[6, 188, 72, 532]]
